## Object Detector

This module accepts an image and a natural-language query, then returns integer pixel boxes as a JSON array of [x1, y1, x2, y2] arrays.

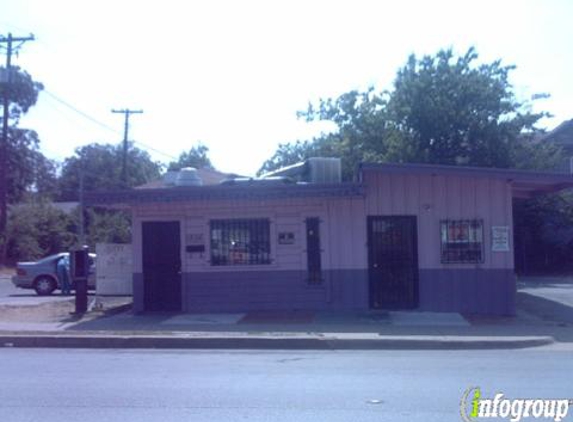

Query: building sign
[[96, 243, 133, 295], [491, 226, 510, 252], [187, 233, 204, 243], [278, 232, 295, 245]]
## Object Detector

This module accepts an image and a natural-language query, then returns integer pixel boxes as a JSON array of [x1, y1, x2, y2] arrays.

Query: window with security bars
[[210, 219, 271, 266], [306, 217, 322, 285], [440, 220, 484, 264]]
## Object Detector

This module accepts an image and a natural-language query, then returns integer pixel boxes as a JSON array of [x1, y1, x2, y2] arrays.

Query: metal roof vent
[[307, 157, 341, 183], [175, 167, 203, 186], [163, 171, 179, 186]]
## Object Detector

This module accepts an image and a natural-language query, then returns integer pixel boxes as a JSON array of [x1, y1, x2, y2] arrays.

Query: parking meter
[[71, 246, 89, 314]]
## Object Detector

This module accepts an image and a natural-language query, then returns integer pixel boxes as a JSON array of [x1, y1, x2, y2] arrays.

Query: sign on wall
[[96, 243, 133, 295], [491, 226, 510, 252], [278, 232, 295, 245]]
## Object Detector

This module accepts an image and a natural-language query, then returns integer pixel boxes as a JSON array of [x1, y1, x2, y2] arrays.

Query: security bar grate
[[210, 219, 271, 266], [440, 219, 484, 264]]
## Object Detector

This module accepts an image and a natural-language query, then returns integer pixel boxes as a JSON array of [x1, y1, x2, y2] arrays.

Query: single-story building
[[87, 159, 573, 315]]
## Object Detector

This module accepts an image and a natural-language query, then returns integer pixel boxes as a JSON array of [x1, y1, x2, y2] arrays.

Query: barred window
[[210, 219, 271, 266], [440, 220, 484, 264]]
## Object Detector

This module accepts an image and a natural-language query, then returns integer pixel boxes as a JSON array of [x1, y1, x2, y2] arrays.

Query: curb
[[0, 334, 555, 350]]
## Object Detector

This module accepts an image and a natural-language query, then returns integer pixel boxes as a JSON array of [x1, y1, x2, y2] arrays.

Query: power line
[[41, 90, 179, 161], [43, 90, 120, 135], [132, 140, 179, 161]]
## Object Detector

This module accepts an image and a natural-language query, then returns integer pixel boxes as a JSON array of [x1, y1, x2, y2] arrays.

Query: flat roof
[[360, 162, 573, 198], [86, 182, 364, 207]]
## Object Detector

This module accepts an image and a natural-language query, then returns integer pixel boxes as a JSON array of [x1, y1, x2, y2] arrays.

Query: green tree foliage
[[58, 142, 162, 200], [167, 144, 213, 171], [259, 47, 560, 176], [84, 208, 131, 246], [6, 128, 59, 202], [0, 67, 55, 202], [0, 66, 43, 123], [6, 200, 76, 262], [513, 192, 573, 273], [384, 48, 555, 168]]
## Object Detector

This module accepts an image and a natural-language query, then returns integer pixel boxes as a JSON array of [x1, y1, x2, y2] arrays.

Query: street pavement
[[0, 347, 571, 422]]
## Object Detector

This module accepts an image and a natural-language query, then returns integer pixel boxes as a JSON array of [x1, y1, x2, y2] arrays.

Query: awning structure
[[359, 162, 573, 199]]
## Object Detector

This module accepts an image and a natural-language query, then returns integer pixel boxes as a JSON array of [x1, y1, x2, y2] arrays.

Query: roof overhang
[[86, 182, 365, 208], [359, 162, 573, 199]]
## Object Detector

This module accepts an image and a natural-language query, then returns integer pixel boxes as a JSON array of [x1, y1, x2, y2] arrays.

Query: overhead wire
[[40, 90, 179, 161], [2, 25, 182, 163]]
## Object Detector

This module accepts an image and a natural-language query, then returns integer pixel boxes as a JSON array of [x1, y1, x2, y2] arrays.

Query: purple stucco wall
[[131, 167, 519, 316], [181, 270, 368, 312], [418, 269, 516, 315]]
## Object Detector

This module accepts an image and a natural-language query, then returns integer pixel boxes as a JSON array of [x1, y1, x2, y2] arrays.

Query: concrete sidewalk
[[0, 294, 569, 349], [0, 278, 572, 350]]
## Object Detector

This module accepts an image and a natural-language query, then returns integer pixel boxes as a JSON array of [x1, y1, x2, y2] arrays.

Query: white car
[[12, 253, 97, 295]]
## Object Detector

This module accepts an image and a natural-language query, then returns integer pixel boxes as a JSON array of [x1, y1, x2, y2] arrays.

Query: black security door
[[367, 216, 419, 309], [142, 221, 181, 312]]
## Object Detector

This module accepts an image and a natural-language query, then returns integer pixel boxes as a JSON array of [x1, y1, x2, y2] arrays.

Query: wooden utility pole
[[111, 108, 143, 186], [0, 33, 34, 264]]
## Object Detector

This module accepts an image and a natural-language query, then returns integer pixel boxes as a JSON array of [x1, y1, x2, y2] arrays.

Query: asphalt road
[[0, 348, 571, 422]]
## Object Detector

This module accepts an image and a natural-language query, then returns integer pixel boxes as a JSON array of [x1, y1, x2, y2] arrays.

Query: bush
[[6, 200, 77, 262]]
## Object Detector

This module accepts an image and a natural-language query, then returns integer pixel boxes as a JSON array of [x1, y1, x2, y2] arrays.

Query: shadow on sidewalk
[[517, 291, 573, 325]]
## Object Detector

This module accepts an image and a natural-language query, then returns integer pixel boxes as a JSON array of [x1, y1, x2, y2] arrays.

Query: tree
[[84, 208, 131, 246], [1, 66, 45, 262], [260, 89, 388, 178], [384, 47, 556, 168], [5, 127, 58, 202], [260, 47, 560, 176], [0, 66, 43, 123], [167, 144, 213, 171], [1, 67, 45, 202], [513, 192, 573, 273], [58, 142, 162, 200], [5, 200, 76, 262]]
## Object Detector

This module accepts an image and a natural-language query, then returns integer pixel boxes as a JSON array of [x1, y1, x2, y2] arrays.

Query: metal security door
[[367, 216, 419, 309], [142, 221, 181, 312]]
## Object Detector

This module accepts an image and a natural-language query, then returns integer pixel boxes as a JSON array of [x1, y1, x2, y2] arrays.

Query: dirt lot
[[0, 299, 77, 322]]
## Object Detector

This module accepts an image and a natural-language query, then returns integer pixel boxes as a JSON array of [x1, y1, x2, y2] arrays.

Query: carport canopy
[[359, 162, 573, 199]]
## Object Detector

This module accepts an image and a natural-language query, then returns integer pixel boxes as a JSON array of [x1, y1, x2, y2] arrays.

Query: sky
[[1, 0, 572, 176]]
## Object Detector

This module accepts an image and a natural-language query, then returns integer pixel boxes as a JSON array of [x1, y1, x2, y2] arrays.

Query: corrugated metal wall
[[362, 171, 514, 270]]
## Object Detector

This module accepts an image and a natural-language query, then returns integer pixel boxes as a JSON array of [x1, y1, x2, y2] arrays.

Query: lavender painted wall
[[362, 169, 516, 315], [181, 270, 368, 312], [362, 170, 514, 270], [131, 197, 370, 312], [130, 169, 517, 315]]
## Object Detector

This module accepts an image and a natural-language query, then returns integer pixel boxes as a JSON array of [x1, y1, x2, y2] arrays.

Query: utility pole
[[111, 108, 143, 187], [0, 33, 34, 264], [78, 168, 85, 246]]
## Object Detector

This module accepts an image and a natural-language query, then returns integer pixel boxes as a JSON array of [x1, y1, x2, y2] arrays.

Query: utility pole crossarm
[[111, 108, 143, 186]]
